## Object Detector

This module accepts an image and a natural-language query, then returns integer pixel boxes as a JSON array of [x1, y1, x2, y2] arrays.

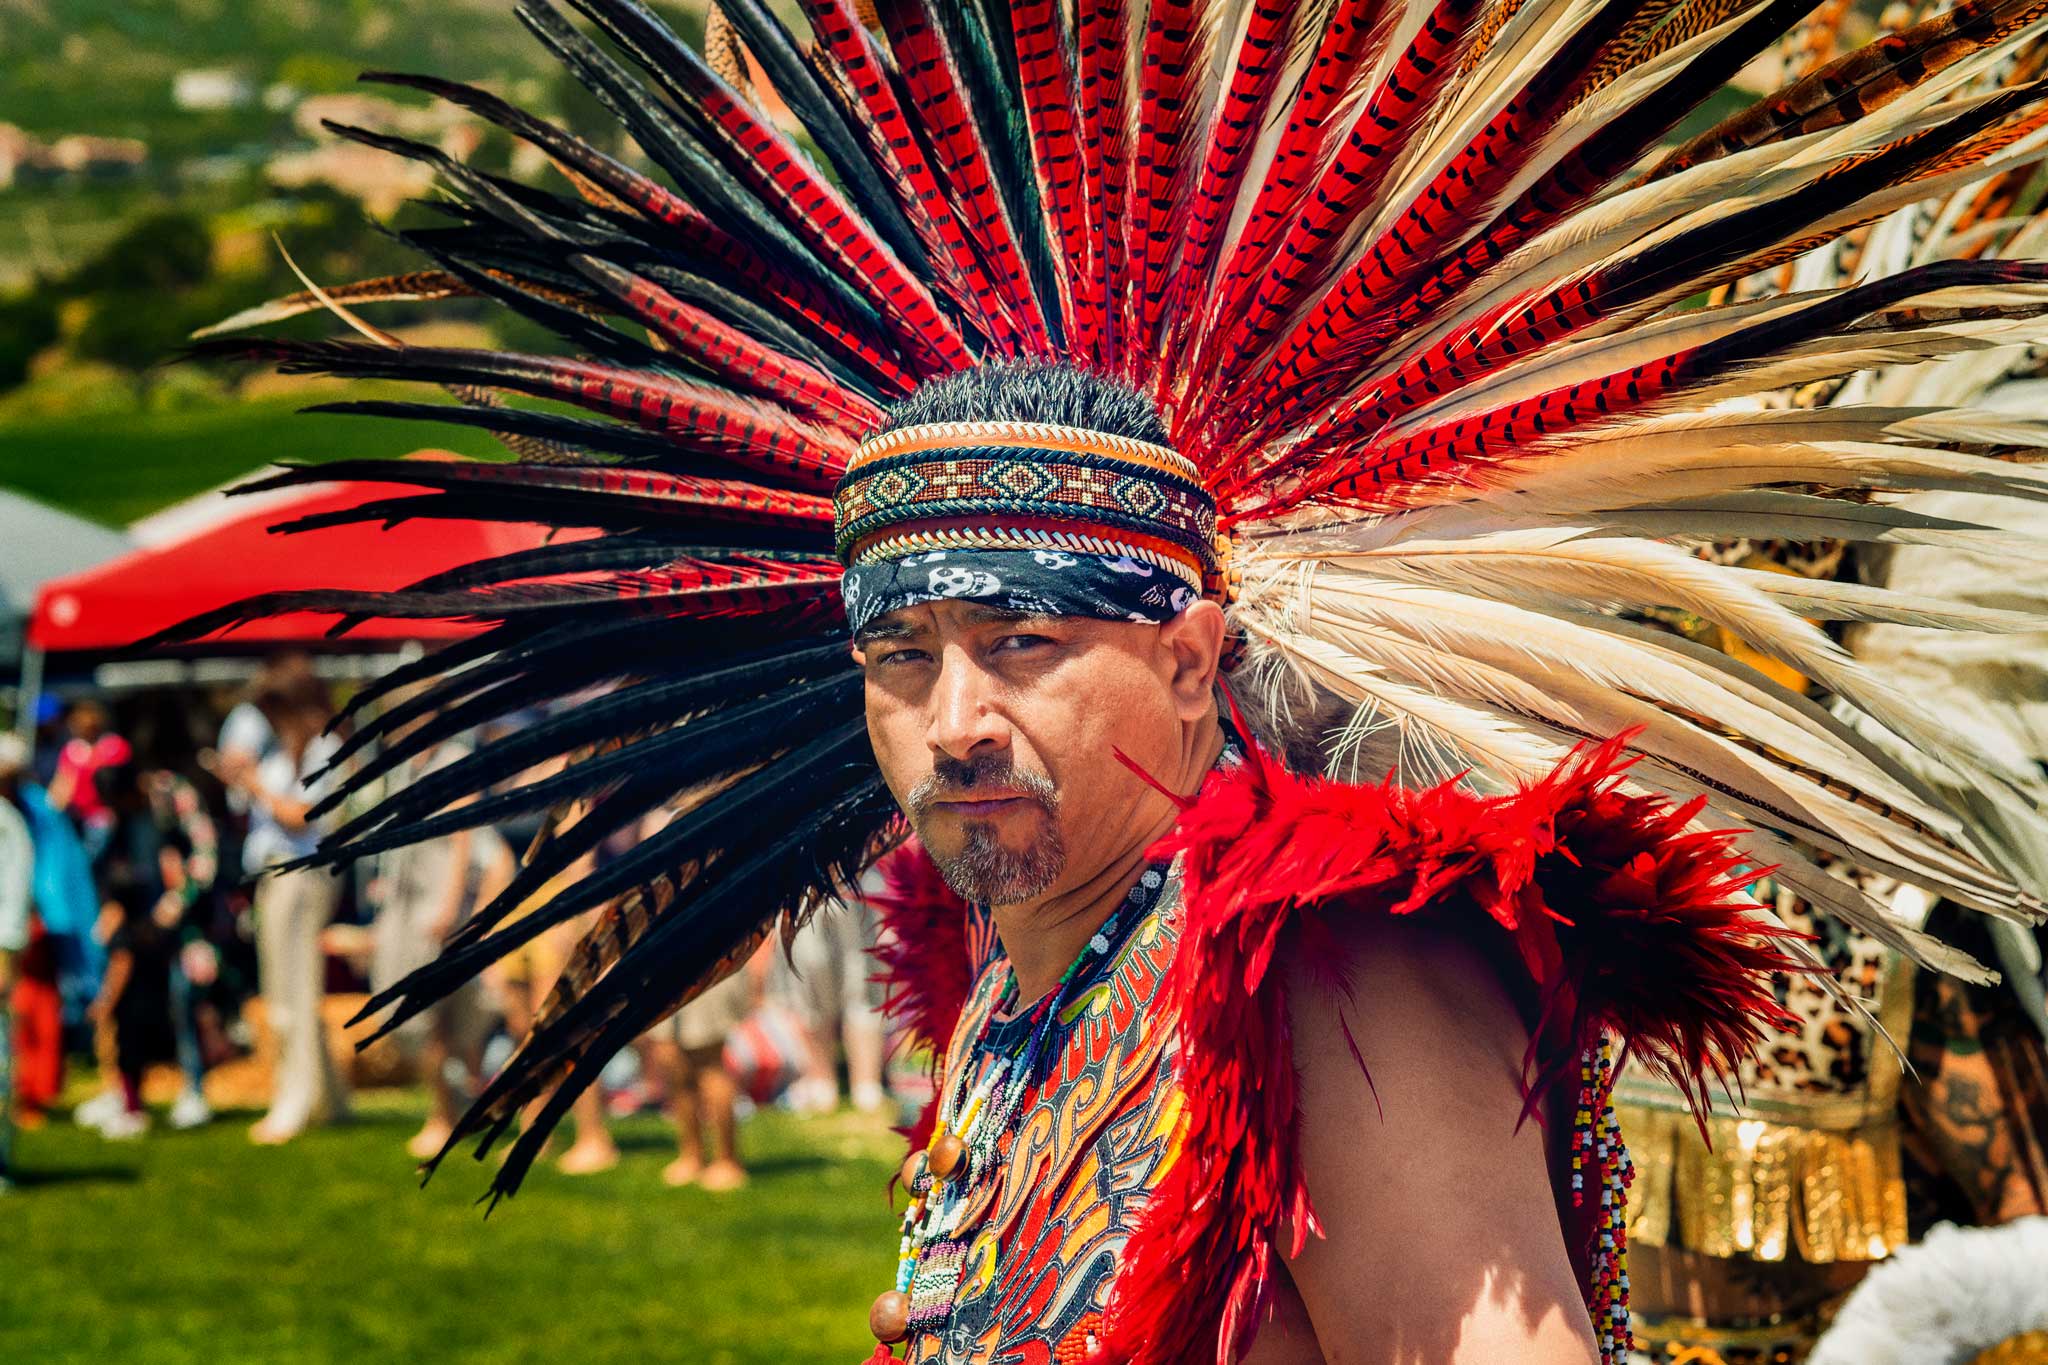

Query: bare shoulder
[[1270, 911, 1598, 1365]]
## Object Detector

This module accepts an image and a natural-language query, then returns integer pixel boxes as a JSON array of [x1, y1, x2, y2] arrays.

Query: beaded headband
[[832, 419, 1221, 590]]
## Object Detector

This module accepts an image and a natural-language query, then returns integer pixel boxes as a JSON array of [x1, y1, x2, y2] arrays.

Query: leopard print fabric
[[1743, 882, 1896, 1102]]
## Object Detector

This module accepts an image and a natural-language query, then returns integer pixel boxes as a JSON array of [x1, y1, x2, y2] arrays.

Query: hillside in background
[[0, 0, 708, 524], [2, 0, 715, 281], [5, 0, 543, 158]]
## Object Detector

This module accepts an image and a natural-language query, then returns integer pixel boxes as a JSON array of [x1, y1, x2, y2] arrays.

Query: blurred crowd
[[0, 652, 901, 1193]]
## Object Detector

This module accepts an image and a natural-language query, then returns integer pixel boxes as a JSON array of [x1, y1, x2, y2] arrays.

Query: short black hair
[[878, 360, 1171, 446]]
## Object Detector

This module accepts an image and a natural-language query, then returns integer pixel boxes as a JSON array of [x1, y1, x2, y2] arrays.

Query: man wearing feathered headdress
[[176, 0, 2048, 1359], [836, 360, 1702, 1363]]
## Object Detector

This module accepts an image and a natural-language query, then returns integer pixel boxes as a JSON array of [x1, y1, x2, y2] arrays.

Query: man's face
[[857, 599, 1199, 907]]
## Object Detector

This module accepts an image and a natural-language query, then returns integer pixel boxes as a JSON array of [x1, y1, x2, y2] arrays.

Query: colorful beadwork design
[[834, 448, 1218, 577], [894, 887, 1145, 1327], [871, 865, 1184, 1364], [1575, 1034, 1635, 1365], [850, 525, 1205, 591]]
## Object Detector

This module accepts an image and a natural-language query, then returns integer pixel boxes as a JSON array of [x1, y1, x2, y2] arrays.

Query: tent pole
[[15, 644, 42, 756]]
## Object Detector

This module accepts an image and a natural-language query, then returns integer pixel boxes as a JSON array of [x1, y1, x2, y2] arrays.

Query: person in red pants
[[3, 734, 61, 1182]]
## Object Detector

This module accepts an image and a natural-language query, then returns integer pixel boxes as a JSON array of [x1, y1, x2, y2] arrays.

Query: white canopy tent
[[0, 488, 133, 734]]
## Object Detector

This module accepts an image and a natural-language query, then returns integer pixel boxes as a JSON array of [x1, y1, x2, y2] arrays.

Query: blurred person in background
[[0, 735, 35, 1187], [484, 760, 618, 1176], [73, 758, 215, 1133], [628, 800, 750, 1189], [232, 686, 348, 1145], [147, 766, 221, 1131], [213, 654, 319, 895], [46, 699, 131, 862], [5, 749, 84, 1127], [86, 867, 172, 1141], [650, 942, 762, 1192], [369, 714, 515, 1160], [774, 873, 889, 1117], [213, 654, 318, 805]]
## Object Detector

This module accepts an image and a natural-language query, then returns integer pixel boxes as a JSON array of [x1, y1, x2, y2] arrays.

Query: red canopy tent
[[29, 459, 575, 652]]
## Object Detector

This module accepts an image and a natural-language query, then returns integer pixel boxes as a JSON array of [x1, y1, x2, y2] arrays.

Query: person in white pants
[[234, 689, 348, 1144]]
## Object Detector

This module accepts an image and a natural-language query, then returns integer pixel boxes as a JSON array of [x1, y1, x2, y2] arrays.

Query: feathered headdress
[[176, 0, 2048, 1200]]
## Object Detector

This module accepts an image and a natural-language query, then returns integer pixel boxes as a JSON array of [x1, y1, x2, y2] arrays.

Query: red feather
[[1225, 0, 1482, 368], [803, 0, 1035, 357], [378, 557, 845, 622], [684, 72, 974, 376], [1192, 0, 1384, 394], [1013, 0, 1092, 346], [1076, 0, 1134, 373], [370, 70, 922, 397], [1160, 0, 1296, 374], [866, 837, 976, 1157], [1245, 75, 2042, 442], [198, 339, 857, 486], [550, 558, 843, 618], [576, 257, 885, 434], [1092, 722, 1802, 1365], [261, 463, 835, 530], [877, 0, 1054, 354], [1128, 0, 1212, 362]]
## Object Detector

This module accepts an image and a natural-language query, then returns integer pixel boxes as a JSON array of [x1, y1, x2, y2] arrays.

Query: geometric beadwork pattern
[[835, 447, 1217, 573]]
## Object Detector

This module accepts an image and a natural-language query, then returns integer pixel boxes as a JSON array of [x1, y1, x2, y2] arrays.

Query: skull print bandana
[[841, 548, 1197, 637]]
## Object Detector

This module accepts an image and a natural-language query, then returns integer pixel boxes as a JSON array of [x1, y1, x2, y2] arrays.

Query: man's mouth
[[932, 794, 1036, 818]]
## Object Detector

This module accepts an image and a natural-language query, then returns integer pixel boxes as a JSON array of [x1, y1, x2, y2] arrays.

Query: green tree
[[64, 210, 215, 296], [71, 288, 200, 373], [0, 292, 61, 390]]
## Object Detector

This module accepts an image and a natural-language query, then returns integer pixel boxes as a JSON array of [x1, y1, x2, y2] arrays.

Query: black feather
[[355, 698, 872, 1052], [399, 531, 833, 591], [326, 635, 848, 798], [332, 621, 524, 726], [437, 722, 893, 1195], [513, 0, 880, 328], [312, 667, 859, 835], [302, 401, 722, 469], [698, 0, 933, 271]]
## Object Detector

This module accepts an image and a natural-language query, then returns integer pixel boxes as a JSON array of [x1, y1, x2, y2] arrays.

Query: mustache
[[907, 751, 1059, 818]]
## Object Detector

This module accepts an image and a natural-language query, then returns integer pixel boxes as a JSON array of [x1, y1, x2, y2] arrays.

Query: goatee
[[907, 752, 1064, 905]]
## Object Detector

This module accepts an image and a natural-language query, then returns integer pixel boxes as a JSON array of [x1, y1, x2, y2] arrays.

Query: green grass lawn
[[0, 386, 508, 527], [3, 1092, 901, 1364]]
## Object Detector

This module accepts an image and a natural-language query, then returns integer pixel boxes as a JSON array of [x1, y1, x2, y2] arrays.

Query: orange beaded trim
[[851, 420, 1199, 483]]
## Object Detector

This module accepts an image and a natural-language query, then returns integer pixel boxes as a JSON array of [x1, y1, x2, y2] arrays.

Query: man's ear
[[1160, 601, 1227, 721]]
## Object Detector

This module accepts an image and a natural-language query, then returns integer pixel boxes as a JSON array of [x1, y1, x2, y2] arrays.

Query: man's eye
[[874, 648, 930, 666], [993, 634, 1053, 653]]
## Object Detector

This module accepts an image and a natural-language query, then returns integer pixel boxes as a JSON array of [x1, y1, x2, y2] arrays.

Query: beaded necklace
[[864, 862, 1170, 1356]]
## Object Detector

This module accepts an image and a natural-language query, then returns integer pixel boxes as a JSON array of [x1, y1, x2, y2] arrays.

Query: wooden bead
[[900, 1150, 926, 1190], [869, 1289, 911, 1343], [928, 1132, 966, 1181]]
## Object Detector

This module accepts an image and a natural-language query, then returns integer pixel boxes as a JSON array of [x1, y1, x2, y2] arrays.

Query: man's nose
[[926, 646, 1007, 762]]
